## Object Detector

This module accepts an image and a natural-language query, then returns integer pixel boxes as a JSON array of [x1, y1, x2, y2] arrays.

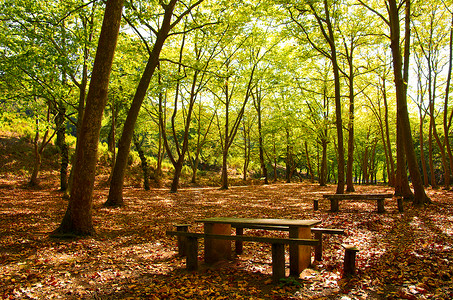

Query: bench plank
[[166, 231, 319, 246], [322, 193, 393, 200]]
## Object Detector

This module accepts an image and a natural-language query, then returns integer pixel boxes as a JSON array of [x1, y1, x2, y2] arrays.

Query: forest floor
[[1, 180, 453, 300], [1, 134, 453, 299]]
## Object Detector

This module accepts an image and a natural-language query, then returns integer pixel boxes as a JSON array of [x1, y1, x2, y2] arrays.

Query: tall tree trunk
[[242, 120, 251, 181], [305, 141, 315, 183], [388, 0, 430, 205], [56, 104, 68, 191], [319, 138, 328, 186], [29, 120, 42, 187], [285, 127, 292, 183], [255, 91, 268, 184], [444, 14, 453, 190], [419, 113, 429, 186], [54, 0, 124, 236], [106, 0, 177, 206], [29, 106, 54, 187], [320, 0, 345, 193], [382, 78, 395, 186], [273, 136, 278, 182], [428, 121, 438, 188], [133, 134, 150, 190], [66, 11, 93, 198], [345, 46, 355, 192]]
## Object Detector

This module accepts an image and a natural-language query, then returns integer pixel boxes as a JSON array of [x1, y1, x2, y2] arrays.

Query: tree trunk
[[444, 14, 453, 190], [106, 0, 177, 206], [171, 160, 184, 193], [305, 141, 315, 183], [191, 156, 200, 184], [256, 93, 268, 184], [242, 119, 251, 181], [221, 149, 229, 189], [285, 128, 292, 183], [29, 140, 41, 187], [388, 0, 430, 205], [383, 78, 395, 186], [273, 136, 278, 182], [56, 104, 68, 191], [29, 109, 53, 187], [133, 134, 149, 190], [346, 48, 355, 192], [419, 113, 429, 186], [66, 15, 92, 198], [428, 121, 437, 188], [322, 0, 345, 193], [319, 138, 327, 186], [54, 0, 124, 236]]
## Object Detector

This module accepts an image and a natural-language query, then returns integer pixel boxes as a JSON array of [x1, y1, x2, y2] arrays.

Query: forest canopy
[[1, 0, 452, 195]]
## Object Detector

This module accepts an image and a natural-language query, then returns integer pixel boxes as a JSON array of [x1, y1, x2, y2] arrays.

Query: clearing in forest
[[1, 181, 453, 299]]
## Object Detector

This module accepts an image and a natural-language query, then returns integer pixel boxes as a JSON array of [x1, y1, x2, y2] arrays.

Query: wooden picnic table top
[[195, 217, 321, 227], [322, 193, 394, 199]]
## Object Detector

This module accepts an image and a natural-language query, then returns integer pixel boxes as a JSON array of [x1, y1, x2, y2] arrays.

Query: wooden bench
[[231, 225, 344, 261], [314, 193, 394, 213], [166, 230, 319, 283]]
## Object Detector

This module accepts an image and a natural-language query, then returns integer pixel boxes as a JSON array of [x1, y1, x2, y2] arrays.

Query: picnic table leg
[[272, 243, 285, 283], [175, 224, 190, 256], [313, 200, 319, 211], [204, 223, 232, 264], [235, 227, 243, 255], [330, 199, 339, 212], [289, 226, 311, 277], [377, 199, 385, 213], [186, 236, 199, 271], [314, 231, 323, 261]]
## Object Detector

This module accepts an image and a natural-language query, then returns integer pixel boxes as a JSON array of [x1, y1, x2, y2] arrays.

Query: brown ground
[[1, 133, 453, 299], [1, 179, 453, 299]]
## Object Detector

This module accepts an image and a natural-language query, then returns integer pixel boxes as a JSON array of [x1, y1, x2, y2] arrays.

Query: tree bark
[[444, 14, 453, 189], [305, 141, 315, 183], [257, 97, 268, 184], [106, 0, 177, 206], [382, 78, 395, 186], [419, 112, 429, 186], [53, 0, 124, 236], [388, 0, 430, 205], [56, 104, 68, 191], [133, 134, 150, 190], [345, 43, 355, 192]]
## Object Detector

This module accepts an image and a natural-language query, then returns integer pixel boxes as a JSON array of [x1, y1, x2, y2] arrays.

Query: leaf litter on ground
[[1, 180, 453, 299]]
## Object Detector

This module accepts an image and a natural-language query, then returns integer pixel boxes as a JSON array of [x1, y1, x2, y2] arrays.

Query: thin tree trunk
[[305, 141, 315, 182], [106, 0, 178, 206], [428, 120, 437, 188], [419, 113, 429, 186], [444, 14, 453, 189], [133, 134, 150, 190], [56, 104, 68, 191], [255, 90, 268, 184], [382, 78, 395, 186], [286, 127, 292, 183]]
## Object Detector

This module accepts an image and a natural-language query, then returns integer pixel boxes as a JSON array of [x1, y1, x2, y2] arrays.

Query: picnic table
[[196, 217, 321, 276]]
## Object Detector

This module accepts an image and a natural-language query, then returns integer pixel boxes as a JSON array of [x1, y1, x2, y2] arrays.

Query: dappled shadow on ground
[[1, 182, 453, 299]]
